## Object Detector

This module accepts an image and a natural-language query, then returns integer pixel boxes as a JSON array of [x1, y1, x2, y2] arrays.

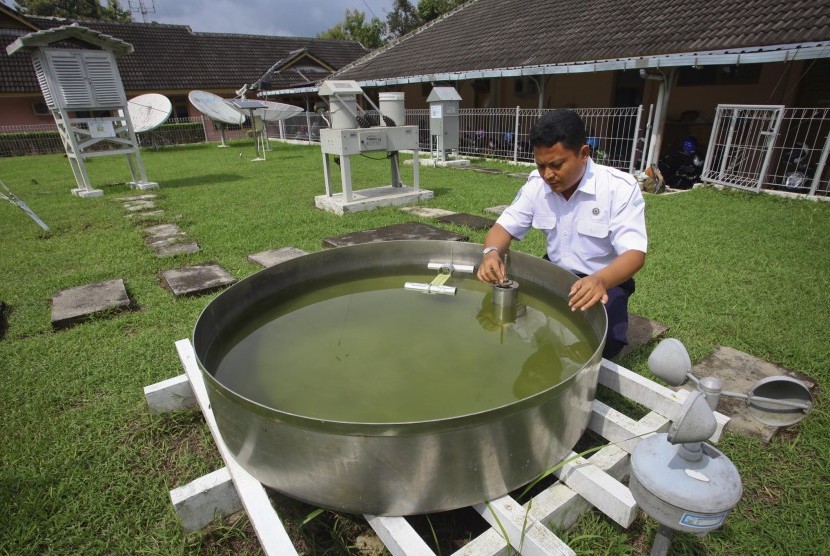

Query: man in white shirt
[[477, 110, 648, 359]]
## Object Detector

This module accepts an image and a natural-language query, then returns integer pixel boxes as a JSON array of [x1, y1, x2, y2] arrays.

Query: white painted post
[[553, 451, 638, 527], [170, 467, 243, 532], [143, 373, 196, 413], [174, 339, 299, 556], [513, 106, 520, 164], [474, 495, 575, 556], [365, 516, 436, 556]]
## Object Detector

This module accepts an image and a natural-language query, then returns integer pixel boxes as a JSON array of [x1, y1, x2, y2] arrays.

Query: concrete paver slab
[[161, 264, 236, 297], [143, 223, 183, 239], [437, 212, 496, 230], [123, 199, 157, 212], [116, 194, 159, 202], [315, 185, 434, 215], [51, 278, 131, 329], [619, 314, 670, 358], [154, 241, 200, 258], [467, 166, 504, 175], [399, 206, 457, 219], [323, 221, 468, 248], [248, 247, 308, 268], [125, 210, 165, 220], [484, 205, 508, 216], [679, 346, 817, 441]]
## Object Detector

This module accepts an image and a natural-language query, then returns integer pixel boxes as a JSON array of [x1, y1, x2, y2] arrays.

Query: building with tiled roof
[[0, 5, 368, 126], [264, 0, 829, 163]]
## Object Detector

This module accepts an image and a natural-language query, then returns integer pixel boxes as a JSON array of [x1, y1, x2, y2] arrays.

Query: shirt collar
[[576, 158, 596, 196]]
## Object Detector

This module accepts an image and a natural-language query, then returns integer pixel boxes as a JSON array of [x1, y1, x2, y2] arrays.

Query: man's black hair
[[528, 109, 586, 153]]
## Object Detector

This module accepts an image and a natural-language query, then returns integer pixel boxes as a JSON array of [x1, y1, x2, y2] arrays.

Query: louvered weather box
[[6, 25, 158, 197], [427, 87, 462, 162]]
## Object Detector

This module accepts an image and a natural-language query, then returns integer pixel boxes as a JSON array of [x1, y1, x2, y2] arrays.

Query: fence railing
[[702, 105, 830, 197], [2, 108, 649, 173]]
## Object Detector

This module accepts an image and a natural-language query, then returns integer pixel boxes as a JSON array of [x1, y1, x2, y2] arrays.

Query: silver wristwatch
[[482, 246, 500, 256]]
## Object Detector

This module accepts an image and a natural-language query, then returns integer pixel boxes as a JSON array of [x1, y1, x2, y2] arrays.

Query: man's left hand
[[568, 275, 608, 311]]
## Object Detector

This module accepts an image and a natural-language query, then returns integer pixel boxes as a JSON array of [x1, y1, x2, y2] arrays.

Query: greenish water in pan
[[211, 273, 596, 423]]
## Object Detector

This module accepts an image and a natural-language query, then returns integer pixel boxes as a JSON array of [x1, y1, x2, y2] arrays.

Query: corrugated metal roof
[[332, 0, 830, 83]]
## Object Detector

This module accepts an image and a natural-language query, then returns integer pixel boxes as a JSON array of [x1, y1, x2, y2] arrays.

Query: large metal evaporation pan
[[193, 240, 607, 516]]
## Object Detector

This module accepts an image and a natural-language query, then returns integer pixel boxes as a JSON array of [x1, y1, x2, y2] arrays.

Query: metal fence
[[2, 107, 650, 173], [401, 106, 649, 172], [702, 104, 830, 197]]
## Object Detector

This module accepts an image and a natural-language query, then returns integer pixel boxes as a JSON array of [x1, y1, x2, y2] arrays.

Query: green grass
[[1, 141, 829, 555]]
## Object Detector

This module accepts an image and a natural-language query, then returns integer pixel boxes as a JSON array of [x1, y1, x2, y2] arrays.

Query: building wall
[[662, 61, 806, 150], [0, 95, 53, 126]]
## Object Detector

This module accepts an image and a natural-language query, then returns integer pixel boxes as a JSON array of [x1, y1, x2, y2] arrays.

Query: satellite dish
[[127, 93, 172, 133], [188, 90, 245, 125], [257, 100, 303, 122]]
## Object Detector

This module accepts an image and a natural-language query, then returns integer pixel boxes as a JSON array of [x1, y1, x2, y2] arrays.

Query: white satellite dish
[[188, 90, 245, 125], [127, 93, 172, 133], [257, 100, 303, 122]]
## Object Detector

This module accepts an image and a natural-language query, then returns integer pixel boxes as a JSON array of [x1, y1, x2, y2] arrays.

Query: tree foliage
[[386, 0, 420, 39], [387, 0, 469, 39], [317, 9, 385, 49], [318, 0, 470, 48], [417, 0, 467, 23], [14, 0, 132, 22]]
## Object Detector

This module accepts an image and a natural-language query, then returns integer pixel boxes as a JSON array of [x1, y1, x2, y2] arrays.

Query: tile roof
[[333, 0, 830, 82], [1, 15, 368, 94]]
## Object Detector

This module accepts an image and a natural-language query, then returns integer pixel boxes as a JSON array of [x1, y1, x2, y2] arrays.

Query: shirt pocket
[[576, 219, 611, 257], [532, 216, 556, 231]]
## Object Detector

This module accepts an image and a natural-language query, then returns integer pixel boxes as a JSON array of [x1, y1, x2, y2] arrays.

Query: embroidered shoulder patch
[[633, 197, 645, 207]]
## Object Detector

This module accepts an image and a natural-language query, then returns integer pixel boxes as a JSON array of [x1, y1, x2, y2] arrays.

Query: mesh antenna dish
[[127, 93, 172, 133], [188, 90, 245, 125], [257, 100, 303, 122]]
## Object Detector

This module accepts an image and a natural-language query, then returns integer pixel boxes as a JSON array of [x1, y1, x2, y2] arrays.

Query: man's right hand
[[477, 250, 506, 284]]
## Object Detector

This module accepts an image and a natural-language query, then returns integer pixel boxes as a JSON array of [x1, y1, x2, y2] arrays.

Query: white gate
[[702, 104, 784, 192]]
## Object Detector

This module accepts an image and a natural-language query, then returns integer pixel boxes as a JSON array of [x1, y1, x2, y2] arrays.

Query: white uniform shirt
[[496, 159, 647, 276]]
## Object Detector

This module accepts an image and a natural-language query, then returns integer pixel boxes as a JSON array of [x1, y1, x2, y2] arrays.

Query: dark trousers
[[543, 255, 635, 360]]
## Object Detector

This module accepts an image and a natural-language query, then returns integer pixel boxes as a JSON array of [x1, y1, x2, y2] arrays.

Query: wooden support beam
[[474, 495, 575, 556], [174, 339, 298, 556], [144, 373, 196, 413], [553, 451, 638, 528], [365, 516, 437, 556], [599, 360, 729, 441], [169, 467, 242, 532]]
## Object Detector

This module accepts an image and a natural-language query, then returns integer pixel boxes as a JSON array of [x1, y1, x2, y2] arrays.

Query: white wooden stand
[[145, 340, 728, 556]]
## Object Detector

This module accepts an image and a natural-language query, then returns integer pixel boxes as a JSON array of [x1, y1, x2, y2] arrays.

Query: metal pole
[[701, 106, 722, 180], [809, 128, 830, 196], [755, 108, 784, 191], [641, 104, 654, 173], [648, 69, 677, 167], [629, 104, 643, 174], [201, 115, 208, 143], [650, 525, 674, 556], [513, 106, 520, 164], [718, 107, 739, 177]]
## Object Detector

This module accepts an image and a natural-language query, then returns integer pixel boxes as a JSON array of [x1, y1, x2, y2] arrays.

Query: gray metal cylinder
[[492, 280, 519, 324]]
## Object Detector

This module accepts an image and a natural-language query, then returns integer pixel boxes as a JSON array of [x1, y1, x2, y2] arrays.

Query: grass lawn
[[1, 141, 828, 555]]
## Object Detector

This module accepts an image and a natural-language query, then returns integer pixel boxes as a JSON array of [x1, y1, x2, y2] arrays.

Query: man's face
[[533, 142, 590, 195]]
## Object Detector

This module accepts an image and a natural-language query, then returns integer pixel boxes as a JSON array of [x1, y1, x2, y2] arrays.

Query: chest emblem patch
[[592, 207, 600, 216]]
